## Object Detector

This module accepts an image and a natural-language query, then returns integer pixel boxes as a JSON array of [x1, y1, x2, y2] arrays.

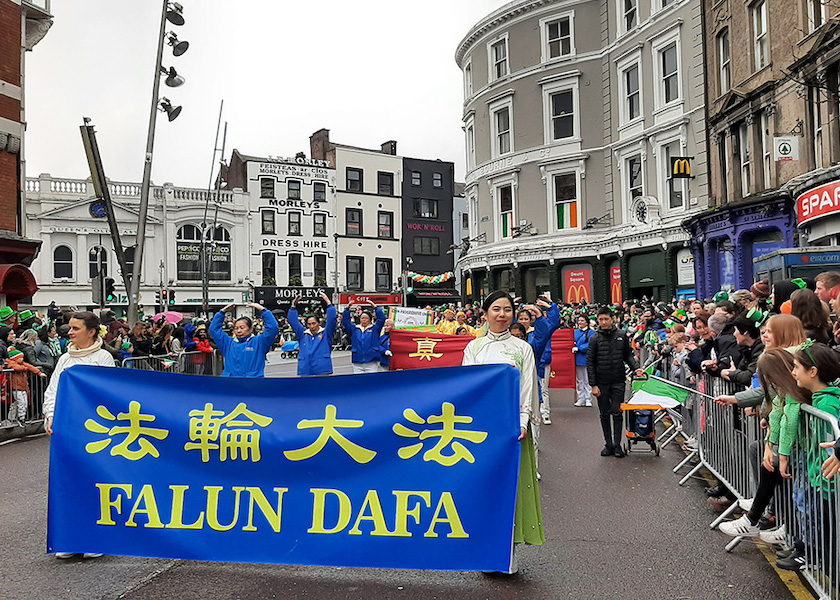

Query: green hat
[[7, 347, 22, 361], [17, 309, 34, 322], [121, 341, 131, 351], [663, 319, 676, 328], [746, 307, 769, 326], [713, 291, 730, 303], [0, 306, 17, 322]]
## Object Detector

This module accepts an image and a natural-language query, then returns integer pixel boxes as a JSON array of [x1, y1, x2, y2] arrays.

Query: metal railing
[[0, 368, 48, 432]]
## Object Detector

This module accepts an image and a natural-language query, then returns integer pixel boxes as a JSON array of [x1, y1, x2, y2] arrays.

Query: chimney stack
[[381, 140, 397, 156]]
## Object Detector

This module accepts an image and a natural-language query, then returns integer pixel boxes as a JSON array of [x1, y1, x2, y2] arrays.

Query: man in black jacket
[[587, 306, 641, 458], [721, 317, 763, 386]]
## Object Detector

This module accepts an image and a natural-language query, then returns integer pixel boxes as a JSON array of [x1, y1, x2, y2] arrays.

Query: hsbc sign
[[796, 180, 840, 226]]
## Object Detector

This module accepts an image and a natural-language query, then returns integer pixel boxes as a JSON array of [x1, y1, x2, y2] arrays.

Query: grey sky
[[25, 1, 502, 189]]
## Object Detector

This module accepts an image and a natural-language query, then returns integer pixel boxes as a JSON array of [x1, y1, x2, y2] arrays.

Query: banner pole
[[648, 374, 717, 400]]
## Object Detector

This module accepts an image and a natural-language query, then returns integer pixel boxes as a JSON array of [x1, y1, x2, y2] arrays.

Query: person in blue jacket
[[573, 315, 594, 406], [342, 301, 386, 374], [378, 318, 394, 371], [209, 302, 279, 377], [521, 298, 560, 424], [287, 292, 337, 377]]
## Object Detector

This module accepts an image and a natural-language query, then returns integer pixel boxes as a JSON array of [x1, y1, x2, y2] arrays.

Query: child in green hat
[[5, 347, 46, 426]]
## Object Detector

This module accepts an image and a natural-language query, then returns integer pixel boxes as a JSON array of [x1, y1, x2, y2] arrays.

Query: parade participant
[[379, 318, 394, 371], [573, 315, 593, 407], [288, 292, 337, 377], [587, 306, 642, 458], [455, 311, 475, 336], [43, 311, 115, 559], [461, 290, 544, 572], [210, 302, 279, 377], [342, 301, 386, 374], [435, 308, 459, 335]]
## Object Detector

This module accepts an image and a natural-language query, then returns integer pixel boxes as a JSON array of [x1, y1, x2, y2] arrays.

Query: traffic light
[[91, 275, 103, 305], [406, 278, 414, 294], [155, 290, 161, 305], [161, 289, 168, 306], [397, 276, 402, 288], [104, 277, 116, 302], [168, 289, 176, 305]]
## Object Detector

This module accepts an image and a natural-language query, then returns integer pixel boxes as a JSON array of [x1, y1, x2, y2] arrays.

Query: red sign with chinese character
[[340, 294, 403, 305], [610, 266, 622, 304], [390, 329, 472, 370], [548, 329, 575, 389], [563, 267, 592, 304], [796, 179, 840, 226]]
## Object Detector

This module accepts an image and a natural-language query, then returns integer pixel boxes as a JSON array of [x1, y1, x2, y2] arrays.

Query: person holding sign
[[342, 301, 386, 374], [210, 302, 279, 377], [288, 292, 337, 377], [461, 290, 544, 573]]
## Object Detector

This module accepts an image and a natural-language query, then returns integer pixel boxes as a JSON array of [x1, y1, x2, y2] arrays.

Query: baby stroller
[[621, 407, 661, 456], [279, 331, 299, 359]]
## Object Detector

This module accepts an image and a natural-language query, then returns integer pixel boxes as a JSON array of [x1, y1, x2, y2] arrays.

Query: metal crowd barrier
[[123, 350, 224, 376], [0, 367, 48, 431]]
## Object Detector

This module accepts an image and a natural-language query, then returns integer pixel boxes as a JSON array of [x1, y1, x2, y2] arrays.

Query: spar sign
[[796, 180, 840, 226]]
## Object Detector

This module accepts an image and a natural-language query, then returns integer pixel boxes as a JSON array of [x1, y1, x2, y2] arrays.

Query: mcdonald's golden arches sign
[[670, 156, 692, 179]]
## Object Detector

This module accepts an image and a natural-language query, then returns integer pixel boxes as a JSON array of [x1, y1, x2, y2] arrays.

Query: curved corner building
[[455, 0, 707, 304]]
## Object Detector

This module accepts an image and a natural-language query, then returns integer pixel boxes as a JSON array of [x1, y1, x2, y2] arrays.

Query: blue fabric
[[574, 328, 592, 367], [528, 303, 559, 378], [209, 309, 279, 377], [183, 323, 197, 352], [342, 307, 385, 364], [379, 332, 390, 368], [288, 305, 337, 376], [47, 363, 521, 571]]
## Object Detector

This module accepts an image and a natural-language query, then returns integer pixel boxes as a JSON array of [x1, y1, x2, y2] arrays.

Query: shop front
[[795, 168, 840, 246]]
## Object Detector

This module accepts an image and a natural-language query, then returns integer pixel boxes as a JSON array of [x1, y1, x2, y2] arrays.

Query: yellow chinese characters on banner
[[409, 337, 444, 361]]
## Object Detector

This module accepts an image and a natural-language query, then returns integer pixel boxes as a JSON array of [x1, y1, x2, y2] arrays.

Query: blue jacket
[[574, 327, 593, 367], [342, 307, 385, 364], [379, 332, 391, 369], [527, 303, 560, 378], [183, 322, 197, 352], [210, 309, 279, 377], [288, 305, 337, 376]]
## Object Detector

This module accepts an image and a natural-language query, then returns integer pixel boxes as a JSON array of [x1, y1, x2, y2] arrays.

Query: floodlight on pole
[[163, 66, 185, 87], [159, 98, 182, 121], [166, 2, 185, 26], [167, 32, 189, 56]]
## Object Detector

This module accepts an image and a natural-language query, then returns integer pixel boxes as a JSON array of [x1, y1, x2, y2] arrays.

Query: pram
[[279, 331, 299, 359], [620, 404, 661, 456]]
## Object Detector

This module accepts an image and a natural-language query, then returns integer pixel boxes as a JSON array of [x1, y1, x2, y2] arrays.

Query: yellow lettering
[[349, 490, 393, 536], [167, 485, 204, 530], [424, 492, 468, 539], [243, 487, 288, 533], [204, 485, 245, 531], [392, 491, 431, 537], [125, 484, 164, 529], [308, 488, 351, 534], [95, 483, 132, 526]]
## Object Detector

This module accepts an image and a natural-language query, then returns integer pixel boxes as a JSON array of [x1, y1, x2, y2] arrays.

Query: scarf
[[47, 337, 62, 357], [68, 337, 104, 357]]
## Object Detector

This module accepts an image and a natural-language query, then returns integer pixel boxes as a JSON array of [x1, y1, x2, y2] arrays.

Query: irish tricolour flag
[[628, 377, 689, 409]]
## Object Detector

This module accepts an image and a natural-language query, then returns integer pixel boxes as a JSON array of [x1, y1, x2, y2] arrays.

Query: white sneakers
[[55, 552, 103, 559], [737, 497, 754, 511], [718, 514, 761, 537], [759, 524, 787, 546]]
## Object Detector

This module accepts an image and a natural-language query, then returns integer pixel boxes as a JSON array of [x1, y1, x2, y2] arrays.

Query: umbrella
[[153, 311, 184, 324]]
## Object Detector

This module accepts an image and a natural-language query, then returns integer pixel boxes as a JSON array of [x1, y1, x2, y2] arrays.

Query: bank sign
[[796, 180, 840, 225]]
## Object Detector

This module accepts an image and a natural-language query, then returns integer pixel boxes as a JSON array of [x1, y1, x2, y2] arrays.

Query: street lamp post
[[128, 1, 187, 324]]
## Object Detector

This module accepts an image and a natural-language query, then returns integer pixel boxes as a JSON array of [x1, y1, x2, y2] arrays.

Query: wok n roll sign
[[47, 365, 521, 571]]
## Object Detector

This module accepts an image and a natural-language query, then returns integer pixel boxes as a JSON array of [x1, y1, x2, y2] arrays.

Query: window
[[206, 226, 231, 281], [378, 171, 394, 195], [464, 61, 473, 98], [628, 155, 643, 202], [719, 133, 730, 203], [761, 110, 772, 189], [490, 38, 508, 80], [346, 208, 362, 236], [89, 245, 107, 278], [753, 1, 768, 71], [662, 0, 675, 6], [53, 245, 73, 279], [346, 167, 363, 192], [378, 211, 393, 238], [260, 177, 275, 199], [625, 65, 640, 121], [663, 142, 686, 209], [546, 16, 572, 59], [261, 253, 276, 284], [718, 30, 730, 95], [494, 107, 511, 155], [739, 122, 751, 197], [176, 224, 202, 281], [314, 213, 327, 237], [807, 0, 826, 33], [433, 172, 442, 188], [661, 43, 679, 103], [623, 0, 638, 32], [499, 184, 514, 239], [411, 171, 421, 186], [375, 258, 392, 291], [466, 121, 476, 169], [549, 90, 574, 140], [347, 256, 363, 290], [414, 237, 441, 255], [314, 254, 327, 285], [414, 198, 439, 219], [287, 180, 301, 199], [288, 211, 301, 236], [288, 253, 302, 284], [813, 91, 824, 168], [261, 210, 275, 234], [553, 173, 578, 230], [313, 181, 326, 202], [461, 212, 469, 229]]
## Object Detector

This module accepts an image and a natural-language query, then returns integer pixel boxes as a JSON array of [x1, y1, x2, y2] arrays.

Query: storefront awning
[[0, 263, 38, 302]]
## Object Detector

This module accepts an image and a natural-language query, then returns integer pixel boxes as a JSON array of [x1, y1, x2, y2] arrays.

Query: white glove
[[571, 346, 578, 353], [385, 350, 392, 357]]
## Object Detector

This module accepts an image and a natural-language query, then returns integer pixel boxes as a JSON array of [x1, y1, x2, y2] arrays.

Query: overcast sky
[[24, 1, 504, 190]]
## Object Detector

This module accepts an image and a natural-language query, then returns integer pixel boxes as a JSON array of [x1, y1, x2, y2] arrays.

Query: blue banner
[[47, 364, 521, 571]]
